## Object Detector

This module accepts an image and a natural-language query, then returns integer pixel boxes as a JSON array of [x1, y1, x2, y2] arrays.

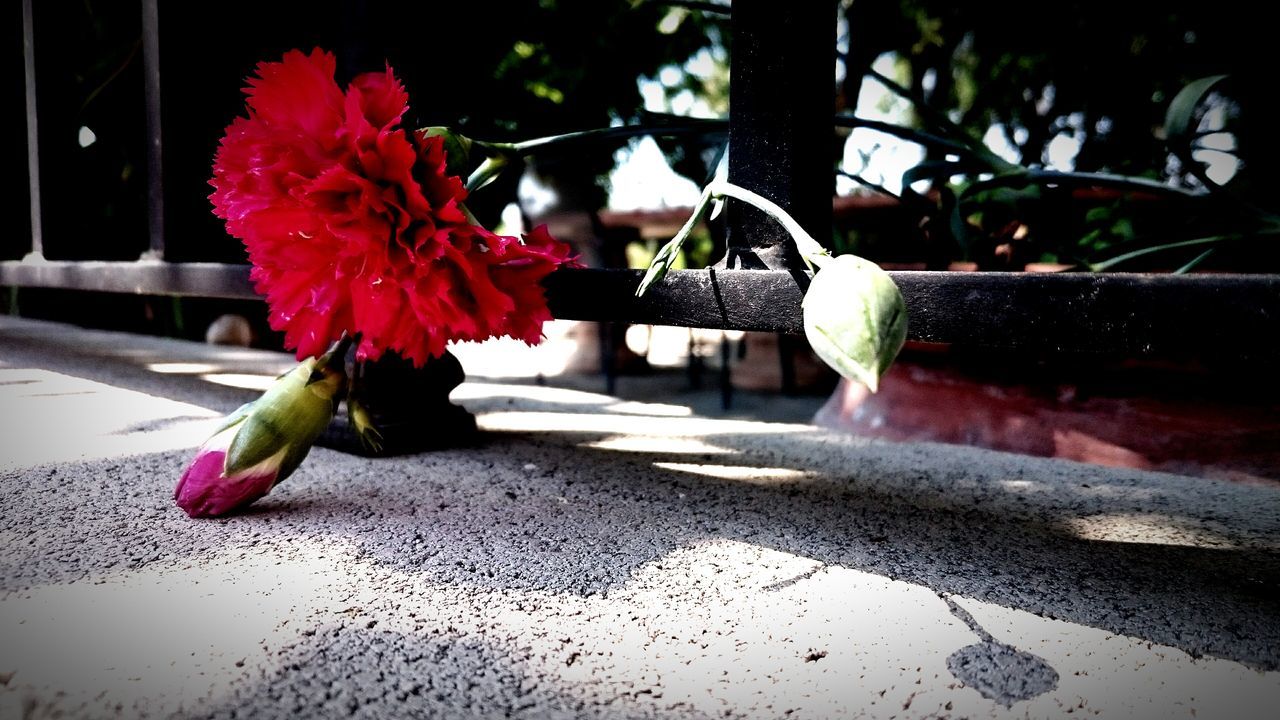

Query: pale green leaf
[[1165, 75, 1229, 149]]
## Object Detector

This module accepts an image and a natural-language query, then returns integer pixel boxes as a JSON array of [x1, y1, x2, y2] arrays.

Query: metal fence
[[8, 0, 1279, 364]]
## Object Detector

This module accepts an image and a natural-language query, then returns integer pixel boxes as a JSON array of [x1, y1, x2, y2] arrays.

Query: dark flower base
[[319, 350, 477, 456]]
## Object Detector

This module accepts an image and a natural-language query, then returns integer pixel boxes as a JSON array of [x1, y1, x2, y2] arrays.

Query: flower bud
[[802, 255, 907, 393], [173, 415, 276, 518], [420, 127, 474, 179], [174, 355, 345, 517]]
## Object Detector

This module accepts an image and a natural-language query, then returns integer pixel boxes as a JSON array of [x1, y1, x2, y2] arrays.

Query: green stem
[[704, 181, 830, 270], [464, 120, 728, 194], [636, 180, 832, 296], [964, 169, 1203, 201], [458, 202, 482, 225], [502, 120, 727, 156], [317, 333, 355, 373], [464, 156, 509, 194], [838, 170, 900, 200], [834, 115, 994, 167], [863, 68, 1017, 173], [1088, 235, 1231, 272], [1172, 146, 1280, 223]]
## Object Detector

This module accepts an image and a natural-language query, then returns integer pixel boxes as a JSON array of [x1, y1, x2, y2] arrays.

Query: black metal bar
[[891, 271, 1280, 360], [547, 268, 805, 331], [0, 260, 255, 299], [140, 0, 165, 259], [725, 0, 835, 270], [547, 269, 1280, 360], [21, 0, 42, 259], [4, 261, 1279, 359]]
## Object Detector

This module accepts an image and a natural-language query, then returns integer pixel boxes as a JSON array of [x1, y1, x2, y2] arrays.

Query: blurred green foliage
[[20, 0, 1279, 273], [20, 0, 725, 263], [833, 0, 1280, 271]]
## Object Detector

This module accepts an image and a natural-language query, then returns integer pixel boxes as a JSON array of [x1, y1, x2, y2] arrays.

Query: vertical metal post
[[21, 0, 43, 259], [724, 0, 836, 271], [723, 1, 836, 400], [141, 0, 165, 259]]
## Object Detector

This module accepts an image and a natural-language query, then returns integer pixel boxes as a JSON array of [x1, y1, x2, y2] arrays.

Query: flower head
[[174, 354, 345, 517], [210, 48, 574, 367]]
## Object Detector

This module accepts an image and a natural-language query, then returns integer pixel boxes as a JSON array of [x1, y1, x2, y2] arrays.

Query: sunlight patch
[[0, 368, 219, 470], [479, 411, 809, 438], [583, 435, 734, 455], [199, 372, 276, 391], [653, 461, 808, 484], [146, 362, 221, 374], [1061, 512, 1255, 549], [453, 382, 612, 406]]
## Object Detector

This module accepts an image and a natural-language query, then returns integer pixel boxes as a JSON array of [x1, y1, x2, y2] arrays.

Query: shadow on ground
[[3, 416, 1277, 674]]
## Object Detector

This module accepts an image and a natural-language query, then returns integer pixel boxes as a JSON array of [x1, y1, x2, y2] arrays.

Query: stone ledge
[[1, 316, 1278, 718]]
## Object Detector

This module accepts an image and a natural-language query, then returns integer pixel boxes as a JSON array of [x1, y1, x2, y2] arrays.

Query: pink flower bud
[[173, 352, 346, 518], [173, 422, 283, 518]]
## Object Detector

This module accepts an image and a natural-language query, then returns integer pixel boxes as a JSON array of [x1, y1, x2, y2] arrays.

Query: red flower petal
[[244, 48, 345, 140], [211, 50, 575, 366], [349, 65, 410, 131]]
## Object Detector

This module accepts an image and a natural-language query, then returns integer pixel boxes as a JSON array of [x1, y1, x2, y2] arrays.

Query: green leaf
[[224, 412, 290, 476], [1089, 235, 1230, 272], [212, 402, 254, 436], [347, 397, 385, 454], [1164, 75, 1229, 149], [637, 185, 716, 297], [274, 442, 314, 486], [943, 186, 969, 254], [802, 255, 908, 393], [1175, 248, 1215, 274], [1084, 206, 1112, 224]]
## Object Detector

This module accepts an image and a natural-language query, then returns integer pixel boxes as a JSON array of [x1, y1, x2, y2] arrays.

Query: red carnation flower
[[210, 48, 573, 365]]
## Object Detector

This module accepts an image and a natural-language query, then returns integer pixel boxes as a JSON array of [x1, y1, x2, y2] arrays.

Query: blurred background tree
[[10, 0, 725, 335], [12, 0, 1278, 295], [828, 0, 1278, 271]]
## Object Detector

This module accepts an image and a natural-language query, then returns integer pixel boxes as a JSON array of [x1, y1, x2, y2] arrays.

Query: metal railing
[[7, 0, 1279, 364]]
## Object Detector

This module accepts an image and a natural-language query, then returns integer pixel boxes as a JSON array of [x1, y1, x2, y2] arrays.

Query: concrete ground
[[0, 315, 1277, 719]]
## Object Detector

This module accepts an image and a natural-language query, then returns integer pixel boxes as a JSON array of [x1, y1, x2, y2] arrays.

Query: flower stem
[[464, 156, 509, 194], [861, 69, 1019, 173], [834, 114, 1000, 169], [704, 181, 830, 270], [504, 120, 727, 156], [963, 169, 1204, 201], [636, 181, 833, 297], [311, 333, 355, 391], [464, 121, 728, 194], [317, 334, 353, 369]]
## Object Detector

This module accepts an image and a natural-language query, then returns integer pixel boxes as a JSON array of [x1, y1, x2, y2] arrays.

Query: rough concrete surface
[[0, 315, 1278, 719]]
